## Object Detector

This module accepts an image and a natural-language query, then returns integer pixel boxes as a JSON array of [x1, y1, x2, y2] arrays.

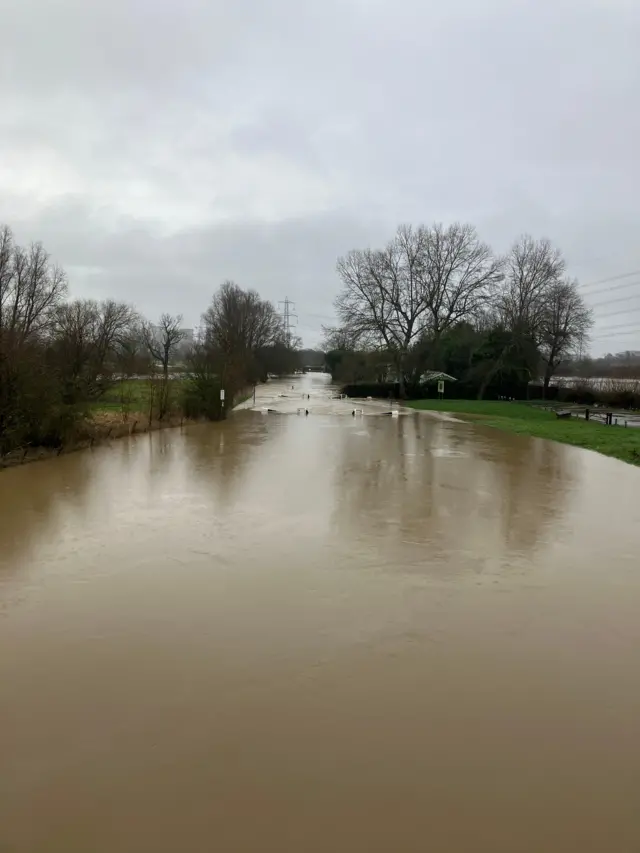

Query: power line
[[593, 327, 640, 341], [592, 328, 640, 336], [593, 321, 640, 333], [298, 311, 336, 322], [278, 297, 298, 347], [579, 278, 640, 299], [591, 339, 640, 348], [586, 292, 640, 310], [592, 305, 640, 321], [580, 269, 640, 289]]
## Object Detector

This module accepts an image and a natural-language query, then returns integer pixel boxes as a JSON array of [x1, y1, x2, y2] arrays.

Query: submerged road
[[1, 373, 640, 852]]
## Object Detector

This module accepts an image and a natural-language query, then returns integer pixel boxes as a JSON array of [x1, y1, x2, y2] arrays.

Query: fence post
[[585, 408, 589, 421]]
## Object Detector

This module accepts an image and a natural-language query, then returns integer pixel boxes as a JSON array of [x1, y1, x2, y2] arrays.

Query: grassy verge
[[90, 379, 158, 415], [1, 379, 192, 472], [405, 400, 640, 466]]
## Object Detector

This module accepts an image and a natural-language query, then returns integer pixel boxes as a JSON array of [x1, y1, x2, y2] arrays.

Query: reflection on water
[[331, 414, 576, 576], [2, 374, 640, 853], [0, 451, 95, 580]]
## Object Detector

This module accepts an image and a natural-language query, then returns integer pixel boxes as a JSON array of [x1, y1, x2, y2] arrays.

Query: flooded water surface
[[2, 375, 640, 852]]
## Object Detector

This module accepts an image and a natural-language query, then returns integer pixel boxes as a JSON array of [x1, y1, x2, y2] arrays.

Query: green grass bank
[[405, 400, 640, 466], [89, 379, 161, 415]]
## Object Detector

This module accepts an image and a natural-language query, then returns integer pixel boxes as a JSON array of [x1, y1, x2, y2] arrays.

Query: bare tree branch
[[499, 235, 565, 337], [201, 281, 283, 391], [538, 278, 592, 393], [423, 222, 504, 336], [142, 314, 186, 418], [334, 223, 502, 392]]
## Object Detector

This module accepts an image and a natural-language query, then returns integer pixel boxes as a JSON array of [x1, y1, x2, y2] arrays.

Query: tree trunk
[[396, 355, 406, 398], [397, 372, 405, 399], [159, 363, 170, 419]]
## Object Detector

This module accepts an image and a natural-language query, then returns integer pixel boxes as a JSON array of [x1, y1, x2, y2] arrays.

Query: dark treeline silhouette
[[324, 224, 593, 400], [298, 349, 326, 369], [0, 226, 297, 458], [556, 350, 640, 379]]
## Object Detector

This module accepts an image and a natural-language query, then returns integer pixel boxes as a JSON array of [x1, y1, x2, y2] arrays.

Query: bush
[[341, 377, 531, 401], [180, 377, 225, 420], [1, 345, 86, 455], [341, 382, 400, 399]]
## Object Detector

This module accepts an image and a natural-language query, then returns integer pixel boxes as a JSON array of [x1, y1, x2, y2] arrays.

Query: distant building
[[419, 370, 457, 384]]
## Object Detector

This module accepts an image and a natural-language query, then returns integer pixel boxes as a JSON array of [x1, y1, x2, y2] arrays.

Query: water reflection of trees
[[180, 413, 279, 508], [331, 412, 576, 574], [0, 416, 280, 585], [0, 451, 94, 577]]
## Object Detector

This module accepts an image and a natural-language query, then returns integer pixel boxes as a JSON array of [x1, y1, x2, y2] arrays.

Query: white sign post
[[220, 388, 225, 409], [437, 379, 445, 399]]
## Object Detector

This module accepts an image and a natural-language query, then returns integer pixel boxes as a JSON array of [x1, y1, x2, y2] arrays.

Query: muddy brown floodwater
[[2, 374, 640, 852]]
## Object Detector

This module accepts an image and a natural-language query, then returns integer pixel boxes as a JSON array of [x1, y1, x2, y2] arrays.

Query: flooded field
[[1, 374, 640, 852]]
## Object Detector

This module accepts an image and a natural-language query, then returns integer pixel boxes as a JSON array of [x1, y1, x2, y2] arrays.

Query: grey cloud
[[10, 198, 389, 335], [1, 0, 639, 350]]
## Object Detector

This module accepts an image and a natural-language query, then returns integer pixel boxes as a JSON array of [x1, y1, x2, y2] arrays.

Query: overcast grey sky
[[1, 0, 639, 352]]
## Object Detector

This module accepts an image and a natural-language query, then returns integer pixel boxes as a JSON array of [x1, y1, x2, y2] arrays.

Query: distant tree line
[[324, 224, 593, 399], [0, 225, 298, 457], [556, 349, 640, 380]]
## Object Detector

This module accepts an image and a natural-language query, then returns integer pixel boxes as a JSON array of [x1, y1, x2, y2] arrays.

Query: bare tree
[[111, 326, 151, 416], [0, 226, 67, 348], [538, 278, 592, 395], [203, 282, 282, 352], [52, 299, 138, 401], [422, 222, 503, 338], [142, 314, 186, 418], [470, 235, 569, 398], [114, 324, 149, 376], [335, 226, 433, 394], [0, 226, 70, 453], [321, 324, 360, 352], [499, 235, 565, 337], [334, 223, 502, 393], [202, 282, 283, 392]]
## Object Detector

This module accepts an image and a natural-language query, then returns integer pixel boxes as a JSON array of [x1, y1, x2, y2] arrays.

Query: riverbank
[[0, 411, 190, 470], [0, 382, 251, 471], [406, 400, 640, 466]]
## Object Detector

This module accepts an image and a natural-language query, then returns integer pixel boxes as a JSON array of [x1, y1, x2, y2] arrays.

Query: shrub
[[180, 377, 225, 420]]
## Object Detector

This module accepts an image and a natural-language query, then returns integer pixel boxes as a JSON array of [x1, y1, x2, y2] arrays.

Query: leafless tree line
[[328, 224, 592, 396], [0, 225, 290, 454], [182, 281, 289, 419]]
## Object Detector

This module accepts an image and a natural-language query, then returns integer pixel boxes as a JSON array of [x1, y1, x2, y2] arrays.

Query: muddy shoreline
[[0, 390, 257, 471], [0, 412, 194, 471]]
